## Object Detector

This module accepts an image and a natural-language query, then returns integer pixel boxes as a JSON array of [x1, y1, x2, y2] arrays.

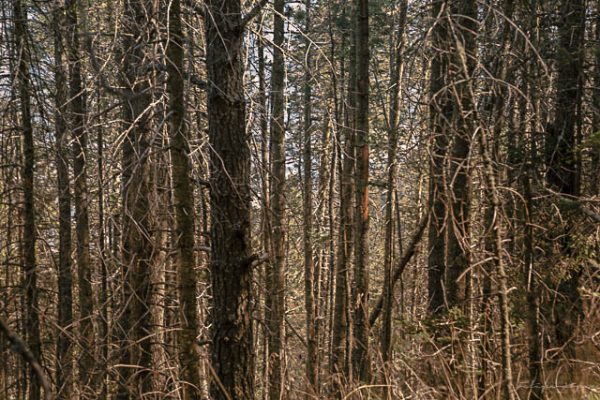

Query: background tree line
[[0, 0, 599, 399]]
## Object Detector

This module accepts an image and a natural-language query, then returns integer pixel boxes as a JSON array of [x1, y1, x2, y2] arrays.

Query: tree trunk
[[117, 1, 155, 397], [205, 1, 256, 398], [302, 0, 318, 395], [547, 0, 585, 354], [427, 0, 450, 315], [268, 0, 287, 397], [166, 0, 202, 398], [13, 1, 42, 399], [65, 1, 96, 394], [351, 0, 371, 384], [332, 4, 354, 391], [445, 0, 477, 311], [593, 0, 600, 195], [53, 4, 74, 398], [381, 1, 407, 375]]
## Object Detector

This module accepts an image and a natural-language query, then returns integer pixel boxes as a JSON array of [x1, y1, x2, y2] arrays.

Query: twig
[[0, 317, 52, 400]]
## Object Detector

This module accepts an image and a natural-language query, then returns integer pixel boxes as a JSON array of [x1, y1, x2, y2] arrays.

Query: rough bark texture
[[351, 0, 371, 384], [14, 2, 42, 399], [205, 1, 255, 398], [166, 0, 202, 398], [427, 0, 450, 315], [267, 0, 286, 397]]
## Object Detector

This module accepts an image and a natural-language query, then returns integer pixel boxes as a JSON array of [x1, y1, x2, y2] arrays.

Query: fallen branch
[[0, 317, 52, 400], [369, 213, 430, 326]]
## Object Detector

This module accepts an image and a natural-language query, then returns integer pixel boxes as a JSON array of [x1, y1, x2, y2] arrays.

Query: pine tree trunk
[[13, 1, 42, 398], [427, 0, 450, 315], [547, 0, 585, 355], [117, 1, 155, 397], [381, 1, 407, 377], [351, 0, 371, 384], [53, 5, 74, 398], [302, 0, 318, 394], [166, 0, 202, 397], [268, 0, 287, 397], [65, 1, 96, 394], [205, 1, 256, 398]]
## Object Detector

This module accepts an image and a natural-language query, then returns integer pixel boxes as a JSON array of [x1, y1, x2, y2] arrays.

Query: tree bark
[[65, 0, 96, 394], [205, 0, 256, 398], [547, 0, 585, 354], [302, 0, 318, 395], [380, 1, 407, 375], [13, 1, 42, 399], [117, 1, 155, 397], [166, 0, 202, 398], [427, 0, 450, 315], [53, 4, 74, 398], [267, 0, 287, 397], [351, 0, 371, 384]]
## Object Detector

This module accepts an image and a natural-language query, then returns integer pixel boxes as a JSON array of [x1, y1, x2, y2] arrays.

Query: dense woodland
[[0, 0, 599, 399]]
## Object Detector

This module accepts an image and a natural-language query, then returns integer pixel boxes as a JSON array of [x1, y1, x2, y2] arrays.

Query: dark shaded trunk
[[302, 0, 317, 395], [547, 0, 585, 353], [65, 1, 96, 394], [117, 1, 155, 397], [166, 0, 202, 398], [445, 0, 477, 311], [267, 0, 286, 397], [205, 1, 255, 398], [13, 1, 42, 399], [53, 4, 74, 398], [427, 0, 450, 315], [351, 0, 371, 384]]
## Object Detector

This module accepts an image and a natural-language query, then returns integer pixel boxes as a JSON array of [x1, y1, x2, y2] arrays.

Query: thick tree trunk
[[166, 0, 202, 398], [205, 1, 255, 398], [53, 5, 74, 398], [427, 0, 450, 315], [13, 2, 42, 399]]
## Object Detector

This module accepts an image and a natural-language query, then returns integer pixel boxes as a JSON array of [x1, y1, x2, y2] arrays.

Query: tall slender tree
[[65, 0, 96, 393], [117, 0, 155, 397], [351, 0, 371, 384], [302, 0, 318, 394], [547, 0, 585, 353], [166, 0, 202, 397], [13, 1, 42, 398], [267, 0, 287, 397], [53, 4, 74, 398]]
